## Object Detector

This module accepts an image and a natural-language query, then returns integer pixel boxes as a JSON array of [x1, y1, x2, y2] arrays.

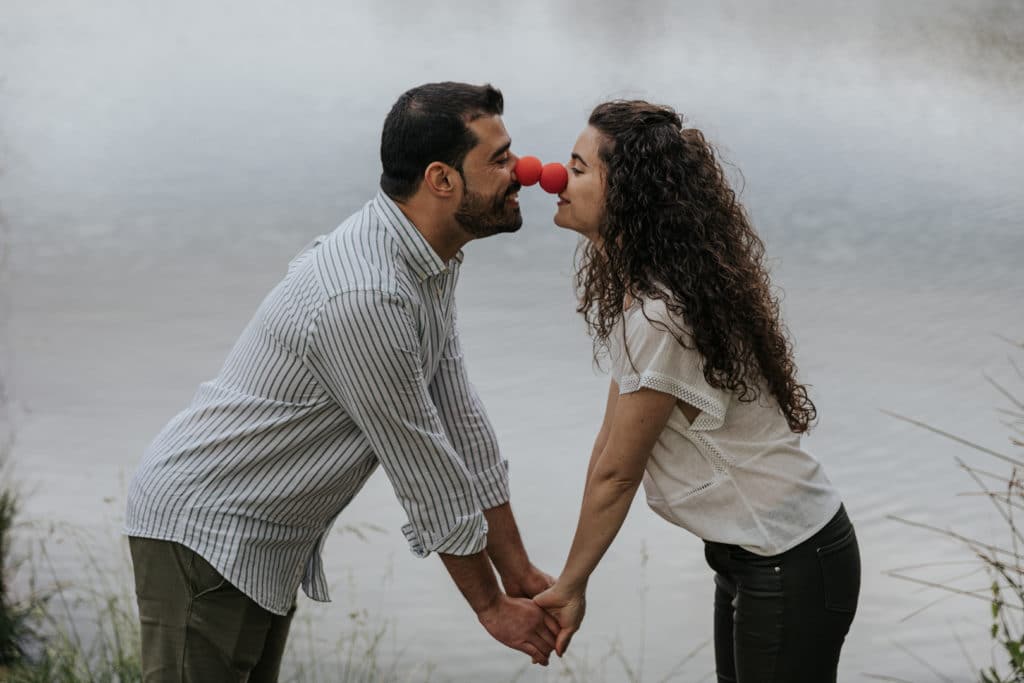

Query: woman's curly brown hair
[[577, 100, 817, 433]]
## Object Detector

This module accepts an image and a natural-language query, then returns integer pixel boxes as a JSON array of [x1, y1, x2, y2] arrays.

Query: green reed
[[882, 335, 1024, 682]]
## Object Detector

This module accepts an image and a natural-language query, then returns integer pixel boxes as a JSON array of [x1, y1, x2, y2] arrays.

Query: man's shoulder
[[315, 200, 410, 297]]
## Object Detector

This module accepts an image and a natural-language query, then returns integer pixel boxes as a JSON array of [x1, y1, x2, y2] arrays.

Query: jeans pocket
[[816, 527, 860, 614], [728, 548, 784, 597], [179, 546, 228, 599]]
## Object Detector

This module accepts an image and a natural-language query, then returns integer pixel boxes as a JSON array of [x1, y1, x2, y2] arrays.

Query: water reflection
[[2, 0, 1023, 680]]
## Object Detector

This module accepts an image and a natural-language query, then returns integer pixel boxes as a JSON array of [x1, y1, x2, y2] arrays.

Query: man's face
[[453, 115, 522, 238]]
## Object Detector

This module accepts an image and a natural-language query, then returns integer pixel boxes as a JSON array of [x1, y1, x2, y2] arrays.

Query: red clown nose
[[513, 156, 569, 195], [539, 163, 568, 194], [513, 156, 543, 186]]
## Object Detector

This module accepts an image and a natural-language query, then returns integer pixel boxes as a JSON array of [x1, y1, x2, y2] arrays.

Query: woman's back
[[609, 296, 841, 555]]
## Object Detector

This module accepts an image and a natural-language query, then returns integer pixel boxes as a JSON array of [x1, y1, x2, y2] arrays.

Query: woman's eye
[[570, 167, 583, 176]]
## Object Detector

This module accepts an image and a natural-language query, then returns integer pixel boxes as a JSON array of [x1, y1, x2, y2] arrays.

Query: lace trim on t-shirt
[[619, 370, 727, 432], [648, 474, 728, 508]]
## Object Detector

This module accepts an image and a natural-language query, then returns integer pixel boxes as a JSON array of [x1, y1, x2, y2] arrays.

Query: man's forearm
[[439, 550, 503, 614], [483, 502, 531, 580]]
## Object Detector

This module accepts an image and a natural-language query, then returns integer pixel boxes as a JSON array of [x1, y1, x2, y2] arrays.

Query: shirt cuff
[[467, 459, 509, 510], [401, 510, 489, 558]]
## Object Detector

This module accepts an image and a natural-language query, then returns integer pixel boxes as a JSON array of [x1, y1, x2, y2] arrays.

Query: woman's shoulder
[[624, 292, 690, 339]]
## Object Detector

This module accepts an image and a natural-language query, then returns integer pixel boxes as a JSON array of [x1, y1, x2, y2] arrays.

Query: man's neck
[[393, 199, 471, 264]]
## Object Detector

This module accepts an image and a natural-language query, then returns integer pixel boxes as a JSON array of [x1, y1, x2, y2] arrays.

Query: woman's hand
[[533, 583, 587, 656]]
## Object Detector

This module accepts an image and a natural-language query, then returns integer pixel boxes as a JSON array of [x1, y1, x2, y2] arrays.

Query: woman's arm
[[585, 380, 620, 486], [535, 386, 685, 655]]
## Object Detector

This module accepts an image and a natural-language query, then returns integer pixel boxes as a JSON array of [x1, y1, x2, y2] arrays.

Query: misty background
[[2, 0, 1023, 680]]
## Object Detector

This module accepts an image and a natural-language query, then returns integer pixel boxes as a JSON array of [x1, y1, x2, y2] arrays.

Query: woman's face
[[553, 125, 607, 241]]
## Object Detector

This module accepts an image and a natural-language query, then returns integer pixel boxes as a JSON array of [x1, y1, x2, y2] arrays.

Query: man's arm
[[483, 503, 553, 598], [439, 551, 555, 665], [304, 290, 555, 662], [428, 314, 551, 597]]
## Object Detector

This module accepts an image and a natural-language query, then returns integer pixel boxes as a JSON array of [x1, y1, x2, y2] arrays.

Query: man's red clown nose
[[514, 156, 543, 186], [514, 156, 568, 194]]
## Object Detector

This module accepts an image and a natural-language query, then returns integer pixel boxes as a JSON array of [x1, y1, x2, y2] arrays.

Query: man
[[125, 82, 556, 681]]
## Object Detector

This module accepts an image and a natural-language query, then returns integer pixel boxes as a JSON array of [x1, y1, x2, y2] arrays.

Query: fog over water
[[2, 1, 1023, 679]]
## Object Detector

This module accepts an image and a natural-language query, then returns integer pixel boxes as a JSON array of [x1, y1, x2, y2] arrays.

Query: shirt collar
[[372, 191, 462, 281]]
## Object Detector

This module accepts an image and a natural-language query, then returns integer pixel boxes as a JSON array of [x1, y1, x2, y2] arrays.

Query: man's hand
[[477, 594, 559, 666], [502, 563, 555, 599], [533, 584, 586, 657]]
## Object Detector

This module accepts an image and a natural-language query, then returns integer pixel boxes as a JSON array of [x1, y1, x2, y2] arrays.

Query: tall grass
[[883, 336, 1024, 682], [0, 522, 142, 681], [0, 432, 50, 677]]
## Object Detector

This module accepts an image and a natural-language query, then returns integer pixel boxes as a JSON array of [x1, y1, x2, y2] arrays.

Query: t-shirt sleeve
[[611, 301, 729, 431]]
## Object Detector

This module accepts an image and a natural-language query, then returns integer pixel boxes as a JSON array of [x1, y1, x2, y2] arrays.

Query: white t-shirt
[[608, 296, 841, 556]]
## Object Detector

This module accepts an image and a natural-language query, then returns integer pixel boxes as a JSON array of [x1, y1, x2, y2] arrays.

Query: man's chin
[[499, 214, 523, 234], [457, 207, 523, 238], [482, 221, 522, 237], [505, 209, 523, 232]]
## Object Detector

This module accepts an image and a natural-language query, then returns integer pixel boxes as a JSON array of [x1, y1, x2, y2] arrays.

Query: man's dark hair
[[380, 82, 504, 201]]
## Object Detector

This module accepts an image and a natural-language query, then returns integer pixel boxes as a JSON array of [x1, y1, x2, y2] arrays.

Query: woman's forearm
[[584, 437, 606, 492], [559, 387, 675, 595], [559, 466, 642, 593]]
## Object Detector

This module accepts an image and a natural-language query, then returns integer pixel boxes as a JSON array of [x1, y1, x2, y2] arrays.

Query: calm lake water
[[2, 0, 1023, 680]]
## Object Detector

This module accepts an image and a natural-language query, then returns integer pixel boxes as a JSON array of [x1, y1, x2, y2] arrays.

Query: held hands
[[477, 594, 560, 666], [496, 563, 585, 659], [533, 583, 586, 657], [502, 563, 555, 599]]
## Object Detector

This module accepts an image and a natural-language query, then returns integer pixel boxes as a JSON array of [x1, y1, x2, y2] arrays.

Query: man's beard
[[454, 182, 523, 238]]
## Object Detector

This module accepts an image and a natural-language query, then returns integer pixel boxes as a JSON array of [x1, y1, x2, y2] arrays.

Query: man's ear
[[423, 162, 460, 198]]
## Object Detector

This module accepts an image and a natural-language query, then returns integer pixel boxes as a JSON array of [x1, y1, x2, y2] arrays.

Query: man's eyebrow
[[571, 153, 589, 167], [489, 140, 512, 161]]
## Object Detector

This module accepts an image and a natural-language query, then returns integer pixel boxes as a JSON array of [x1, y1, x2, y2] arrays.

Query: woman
[[533, 101, 860, 683]]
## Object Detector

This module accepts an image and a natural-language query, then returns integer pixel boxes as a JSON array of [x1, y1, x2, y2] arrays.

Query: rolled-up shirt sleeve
[[428, 309, 509, 510], [303, 288, 487, 558]]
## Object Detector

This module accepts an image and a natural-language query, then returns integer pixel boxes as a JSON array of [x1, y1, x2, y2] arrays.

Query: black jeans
[[703, 505, 860, 683]]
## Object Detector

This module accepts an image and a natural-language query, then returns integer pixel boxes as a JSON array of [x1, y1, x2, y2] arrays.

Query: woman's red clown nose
[[515, 156, 568, 194]]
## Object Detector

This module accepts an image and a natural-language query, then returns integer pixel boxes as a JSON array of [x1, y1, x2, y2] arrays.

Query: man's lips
[[506, 183, 522, 206]]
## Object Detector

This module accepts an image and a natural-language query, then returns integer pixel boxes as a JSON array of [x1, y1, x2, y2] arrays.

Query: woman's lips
[[557, 195, 569, 206]]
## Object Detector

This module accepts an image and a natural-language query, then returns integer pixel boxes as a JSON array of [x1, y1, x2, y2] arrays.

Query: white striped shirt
[[125, 192, 509, 615]]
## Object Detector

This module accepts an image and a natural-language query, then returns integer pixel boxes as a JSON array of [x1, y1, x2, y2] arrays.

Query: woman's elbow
[[589, 464, 644, 495]]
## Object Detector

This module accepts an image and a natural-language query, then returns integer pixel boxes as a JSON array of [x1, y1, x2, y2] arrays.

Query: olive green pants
[[129, 537, 295, 683]]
